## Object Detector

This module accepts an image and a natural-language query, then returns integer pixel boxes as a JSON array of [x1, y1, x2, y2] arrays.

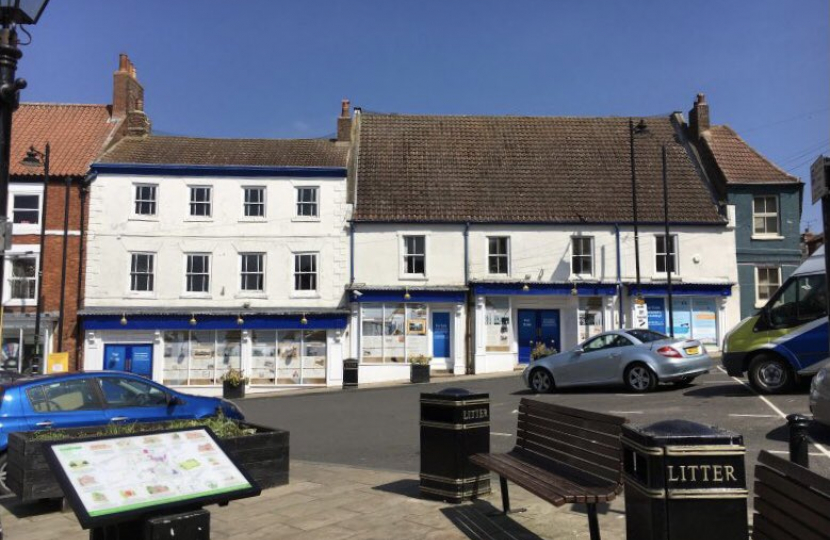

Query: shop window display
[[360, 303, 435, 363], [384, 304, 406, 363], [250, 330, 277, 384], [302, 331, 327, 384], [162, 331, 189, 385], [485, 298, 511, 352]]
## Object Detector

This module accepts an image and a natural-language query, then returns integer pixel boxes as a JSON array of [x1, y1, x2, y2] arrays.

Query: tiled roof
[[354, 113, 723, 223], [99, 136, 349, 168], [11, 103, 119, 177], [702, 126, 799, 185]]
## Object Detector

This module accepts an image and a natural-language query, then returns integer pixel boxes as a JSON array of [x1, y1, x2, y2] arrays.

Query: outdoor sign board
[[45, 427, 261, 529], [633, 300, 649, 329], [811, 155, 829, 204]]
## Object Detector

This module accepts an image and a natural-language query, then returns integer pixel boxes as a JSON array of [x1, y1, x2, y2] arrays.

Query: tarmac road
[[237, 365, 830, 491]]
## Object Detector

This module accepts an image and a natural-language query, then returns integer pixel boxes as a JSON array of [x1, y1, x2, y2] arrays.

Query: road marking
[[768, 450, 827, 457], [511, 410, 518, 414], [718, 366, 830, 460], [729, 414, 779, 418], [490, 432, 513, 437], [615, 394, 644, 397], [609, 411, 643, 414]]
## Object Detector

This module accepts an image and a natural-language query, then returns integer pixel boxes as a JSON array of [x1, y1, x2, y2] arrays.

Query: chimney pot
[[337, 98, 352, 142], [118, 53, 130, 73], [340, 99, 350, 118], [689, 92, 710, 140]]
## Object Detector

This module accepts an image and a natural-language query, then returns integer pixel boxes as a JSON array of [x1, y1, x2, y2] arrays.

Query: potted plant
[[221, 368, 249, 399], [531, 342, 557, 361], [410, 354, 432, 383]]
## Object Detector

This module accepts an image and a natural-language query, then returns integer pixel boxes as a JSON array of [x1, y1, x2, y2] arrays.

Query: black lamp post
[[20, 142, 47, 371], [0, 1, 50, 358], [628, 118, 648, 296]]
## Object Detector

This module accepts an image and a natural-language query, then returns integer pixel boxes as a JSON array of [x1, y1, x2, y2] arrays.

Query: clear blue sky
[[18, 0, 829, 230]]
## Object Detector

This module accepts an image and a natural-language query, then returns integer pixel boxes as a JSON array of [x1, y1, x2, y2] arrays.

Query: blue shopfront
[[82, 310, 349, 393], [628, 283, 733, 349]]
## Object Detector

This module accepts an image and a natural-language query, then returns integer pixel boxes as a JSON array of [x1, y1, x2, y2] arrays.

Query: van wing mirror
[[167, 394, 184, 407], [574, 347, 584, 354]]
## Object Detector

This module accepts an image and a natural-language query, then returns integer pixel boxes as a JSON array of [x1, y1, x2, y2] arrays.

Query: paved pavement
[[1, 460, 629, 540]]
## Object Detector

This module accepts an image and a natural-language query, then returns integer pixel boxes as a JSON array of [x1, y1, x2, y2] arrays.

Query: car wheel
[[529, 369, 554, 394], [0, 453, 10, 496], [749, 355, 793, 394], [624, 363, 657, 393]]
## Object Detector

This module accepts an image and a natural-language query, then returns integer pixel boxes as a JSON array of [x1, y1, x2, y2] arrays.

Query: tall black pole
[[74, 180, 87, 368], [629, 118, 642, 294], [31, 143, 49, 371], [662, 146, 674, 337], [0, 26, 24, 339], [822, 192, 830, 356], [57, 174, 70, 351]]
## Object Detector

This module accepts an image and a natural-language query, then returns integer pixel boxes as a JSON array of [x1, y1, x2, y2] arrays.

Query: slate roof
[[99, 135, 349, 168], [11, 103, 120, 177], [353, 113, 723, 224], [701, 126, 799, 185]]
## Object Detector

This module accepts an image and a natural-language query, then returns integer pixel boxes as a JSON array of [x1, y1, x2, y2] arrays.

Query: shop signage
[[634, 302, 649, 329], [45, 428, 259, 528], [811, 156, 829, 204]]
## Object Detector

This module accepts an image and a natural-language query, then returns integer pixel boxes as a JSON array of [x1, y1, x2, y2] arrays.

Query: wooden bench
[[470, 398, 626, 540], [753, 450, 830, 540]]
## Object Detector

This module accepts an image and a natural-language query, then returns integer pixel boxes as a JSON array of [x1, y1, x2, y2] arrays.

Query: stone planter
[[7, 421, 288, 502], [223, 381, 246, 399], [411, 364, 431, 384]]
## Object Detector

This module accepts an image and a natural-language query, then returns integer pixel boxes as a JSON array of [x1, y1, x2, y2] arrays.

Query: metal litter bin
[[343, 358, 358, 388], [420, 388, 491, 502], [622, 420, 748, 540]]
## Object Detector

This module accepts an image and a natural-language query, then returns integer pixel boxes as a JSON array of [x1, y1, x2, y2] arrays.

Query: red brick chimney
[[337, 99, 351, 142], [112, 53, 150, 136], [688, 93, 710, 140]]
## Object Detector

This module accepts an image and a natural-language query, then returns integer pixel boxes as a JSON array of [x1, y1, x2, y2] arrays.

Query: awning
[[626, 283, 734, 297], [348, 286, 467, 303], [471, 282, 618, 296], [81, 310, 349, 331]]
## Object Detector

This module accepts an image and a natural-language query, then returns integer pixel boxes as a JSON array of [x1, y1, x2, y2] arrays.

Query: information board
[[46, 427, 260, 528]]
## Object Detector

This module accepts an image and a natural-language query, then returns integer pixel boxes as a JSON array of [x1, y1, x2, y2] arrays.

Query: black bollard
[[786, 413, 811, 468]]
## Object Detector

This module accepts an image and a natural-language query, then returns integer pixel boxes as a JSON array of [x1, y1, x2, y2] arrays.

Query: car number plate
[[684, 346, 700, 355]]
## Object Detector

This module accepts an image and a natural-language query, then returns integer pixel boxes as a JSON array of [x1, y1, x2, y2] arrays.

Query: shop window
[[240, 253, 265, 292], [243, 186, 265, 217], [133, 184, 157, 216], [294, 253, 318, 291], [9, 257, 36, 300], [360, 303, 430, 363], [12, 194, 39, 225], [189, 186, 212, 217], [753, 196, 779, 236], [488, 237, 509, 274], [250, 329, 277, 384], [756, 267, 781, 304], [216, 330, 242, 382], [130, 253, 155, 293], [163, 330, 241, 386], [578, 297, 603, 342], [302, 331, 327, 384], [162, 331, 189, 385], [296, 187, 319, 217], [571, 237, 594, 276], [403, 236, 426, 275], [484, 298, 511, 352], [185, 254, 211, 294], [189, 330, 216, 384], [655, 235, 678, 274]]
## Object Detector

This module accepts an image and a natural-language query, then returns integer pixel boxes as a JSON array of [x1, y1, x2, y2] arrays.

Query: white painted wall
[[85, 173, 350, 309]]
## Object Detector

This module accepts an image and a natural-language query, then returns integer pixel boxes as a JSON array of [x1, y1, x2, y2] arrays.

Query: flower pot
[[411, 364, 431, 384], [223, 380, 246, 399]]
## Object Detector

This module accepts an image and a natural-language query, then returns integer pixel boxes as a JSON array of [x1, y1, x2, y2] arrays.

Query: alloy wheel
[[628, 366, 652, 392], [0, 461, 8, 494], [531, 370, 552, 393]]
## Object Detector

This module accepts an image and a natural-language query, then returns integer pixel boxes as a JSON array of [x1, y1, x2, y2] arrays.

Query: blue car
[[0, 371, 244, 494]]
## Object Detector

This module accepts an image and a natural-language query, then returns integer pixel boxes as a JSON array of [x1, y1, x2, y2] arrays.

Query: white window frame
[[294, 186, 320, 220], [293, 252, 319, 295], [752, 195, 781, 238], [239, 252, 266, 295], [132, 183, 158, 219], [400, 234, 427, 279], [571, 236, 594, 277], [128, 252, 155, 295], [241, 186, 266, 220], [188, 185, 213, 219], [7, 184, 43, 235], [183, 253, 211, 297], [3, 245, 40, 306], [755, 266, 782, 307], [487, 236, 510, 275], [654, 234, 679, 276]]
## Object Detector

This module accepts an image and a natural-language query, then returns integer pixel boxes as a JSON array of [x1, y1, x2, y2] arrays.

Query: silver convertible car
[[522, 329, 714, 393]]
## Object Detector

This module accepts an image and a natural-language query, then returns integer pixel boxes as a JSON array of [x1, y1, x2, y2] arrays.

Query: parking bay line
[[767, 450, 827, 457], [491, 432, 513, 437], [729, 414, 779, 418], [717, 366, 830, 460], [609, 411, 644, 415]]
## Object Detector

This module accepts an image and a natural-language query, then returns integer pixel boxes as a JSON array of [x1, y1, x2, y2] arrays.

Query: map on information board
[[46, 427, 259, 528]]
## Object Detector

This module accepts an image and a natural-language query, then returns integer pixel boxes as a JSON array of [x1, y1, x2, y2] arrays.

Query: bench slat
[[753, 498, 828, 540], [753, 514, 801, 540], [754, 483, 830, 535], [517, 427, 621, 470], [517, 424, 621, 460], [755, 468, 830, 517], [519, 398, 627, 427], [758, 450, 830, 496], [517, 415, 621, 450], [520, 439, 621, 485], [510, 448, 621, 492], [519, 406, 623, 439]]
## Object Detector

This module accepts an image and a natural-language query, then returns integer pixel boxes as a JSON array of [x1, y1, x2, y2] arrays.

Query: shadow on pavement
[[512, 384, 685, 397], [766, 420, 830, 445], [371, 479, 421, 499], [683, 384, 755, 398], [0, 497, 61, 518], [441, 501, 545, 540]]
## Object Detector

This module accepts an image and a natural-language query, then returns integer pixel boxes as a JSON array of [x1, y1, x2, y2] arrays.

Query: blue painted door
[[539, 310, 561, 353], [432, 312, 451, 358], [104, 344, 153, 378], [518, 310, 537, 364]]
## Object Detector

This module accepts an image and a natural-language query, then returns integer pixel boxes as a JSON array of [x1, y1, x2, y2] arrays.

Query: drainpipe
[[349, 221, 355, 285], [615, 224, 624, 329], [74, 172, 93, 368], [464, 222, 473, 374]]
